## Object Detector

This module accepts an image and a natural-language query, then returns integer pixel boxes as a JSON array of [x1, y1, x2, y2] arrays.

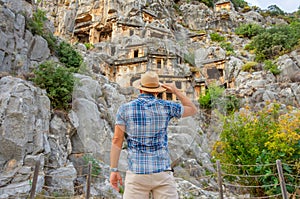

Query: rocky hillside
[[0, 0, 299, 198]]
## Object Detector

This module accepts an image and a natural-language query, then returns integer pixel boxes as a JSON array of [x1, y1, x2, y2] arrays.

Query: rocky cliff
[[0, 0, 299, 198]]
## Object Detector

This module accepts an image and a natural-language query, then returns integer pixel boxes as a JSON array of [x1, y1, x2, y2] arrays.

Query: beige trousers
[[123, 171, 178, 199]]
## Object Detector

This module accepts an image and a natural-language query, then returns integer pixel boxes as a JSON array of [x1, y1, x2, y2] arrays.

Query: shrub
[[220, 41, 234, 55], [173, 4, 181, 13], [235, 23, 263, 38], [32, 61, 75, 111], [26, 8, 47, 35], [263, 60, 280, 75], [84, 43, 94, 50], [43, 33, 58, 53], [210, 32, 225, 42], [196, 0, 214, 8], [250, 22, 300, 61], [57, 41, 83, 70], [231, 0, 248, 10], [25, 8, 59, 53], [212, 103, 300, 196], [198, 84, 224, 109], [223, 95, 240, 114], [199, 91, 211, 109], [83, 154, 102, 176], [241, 61, 258, 72]]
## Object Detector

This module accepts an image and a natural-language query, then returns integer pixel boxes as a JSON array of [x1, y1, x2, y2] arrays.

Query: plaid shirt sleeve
[[169, 101, 184, 119], [115, 105, 126, 125]]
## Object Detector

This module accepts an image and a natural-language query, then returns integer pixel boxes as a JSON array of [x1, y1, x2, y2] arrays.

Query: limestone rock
[[45, 163, 77, 195], [0, 76, 50, 197]]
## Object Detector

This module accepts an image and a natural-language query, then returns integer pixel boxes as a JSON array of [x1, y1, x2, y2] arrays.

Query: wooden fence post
[[86, 161, 92, 199], [276, 159, 288, 199], [29, 159, 40, 199], [216, 160, 224, 199]]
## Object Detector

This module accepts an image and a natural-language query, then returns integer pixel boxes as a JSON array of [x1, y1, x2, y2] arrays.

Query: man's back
[[116, 93, 183, 174]]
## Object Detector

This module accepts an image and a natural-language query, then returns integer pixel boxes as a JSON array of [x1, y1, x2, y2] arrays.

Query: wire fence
[[1, 159, 299, 199]]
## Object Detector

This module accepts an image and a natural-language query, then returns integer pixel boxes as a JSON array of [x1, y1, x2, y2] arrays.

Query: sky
[[245, 0, 300, 13]]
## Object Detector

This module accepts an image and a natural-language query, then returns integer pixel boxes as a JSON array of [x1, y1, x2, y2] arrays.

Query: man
[[110, 71, 197, 198]]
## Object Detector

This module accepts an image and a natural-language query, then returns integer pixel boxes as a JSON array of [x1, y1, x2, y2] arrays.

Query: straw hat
[[136, 71, 166, 93]]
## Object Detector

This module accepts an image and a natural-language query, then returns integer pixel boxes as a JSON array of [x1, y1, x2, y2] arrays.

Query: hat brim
[[135, 84, 166, 93]]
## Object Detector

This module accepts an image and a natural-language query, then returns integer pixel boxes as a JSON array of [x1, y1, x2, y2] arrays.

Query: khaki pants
[[123, 171, 178, 199]]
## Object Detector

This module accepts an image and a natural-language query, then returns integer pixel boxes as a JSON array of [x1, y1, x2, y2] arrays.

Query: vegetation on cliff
[[212, 103, 300, 196]]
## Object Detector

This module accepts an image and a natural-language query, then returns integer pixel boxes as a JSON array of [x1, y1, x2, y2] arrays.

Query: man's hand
[[110, 172, 123, 192], [162, 83, 197, 117], [161, 83, 178, 94]]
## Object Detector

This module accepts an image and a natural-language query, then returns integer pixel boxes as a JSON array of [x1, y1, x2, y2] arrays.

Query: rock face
[[69, 74, 126, 164], [0, 0, 300, 198], [0, 77, 50, 165], [0, 76, 50, 197], [0, 0, 51, 75]]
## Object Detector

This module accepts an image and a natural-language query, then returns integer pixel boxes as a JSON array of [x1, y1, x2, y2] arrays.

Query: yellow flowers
[[265, 109, 300, 158], [212, 103, 299, 175], [212, 103, 300, 196]]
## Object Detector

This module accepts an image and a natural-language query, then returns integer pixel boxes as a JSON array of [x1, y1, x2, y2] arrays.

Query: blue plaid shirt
[[115, 93, 183, 174]]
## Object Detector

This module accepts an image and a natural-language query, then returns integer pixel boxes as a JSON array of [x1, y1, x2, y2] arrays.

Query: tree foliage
[[266, 4, 285, 16], [231, 0, 247, 10]]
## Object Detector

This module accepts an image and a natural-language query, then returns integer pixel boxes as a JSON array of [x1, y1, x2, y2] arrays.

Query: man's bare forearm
[[174, 88, 197, 117], [110, 125, 125, 168], [162, 83, 197, 117]]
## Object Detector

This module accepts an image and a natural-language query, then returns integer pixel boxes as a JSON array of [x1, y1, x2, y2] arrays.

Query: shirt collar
[[138, 93, 156, 99]]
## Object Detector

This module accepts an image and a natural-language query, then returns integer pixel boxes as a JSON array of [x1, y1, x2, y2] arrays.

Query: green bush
[[220, 41, 234, 55], [196, 0, 214, 8], [210, 32, 225, 42], [32, 61, 75, 111], [250, 22, 300, 61], [263, 60, 280, 75], [57, 41, 83, 70], [223, 95, 240, 114], [231, 0, 247, 10], [199, 84, 224, 109], [43, 33, 58, 52], [83, 154, 102, 176], [173, 4, 180, 13], [235, 23, 263, 38], [199, 91, 211, 109], [199, 84, 240, 113], [241, 61, 258, 72], [26, 8, 47, 35], [84, 43, 94, 50], [244, 43, 255, 51], [212, 103, 300, 196], [25, 8, 59, 53]]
